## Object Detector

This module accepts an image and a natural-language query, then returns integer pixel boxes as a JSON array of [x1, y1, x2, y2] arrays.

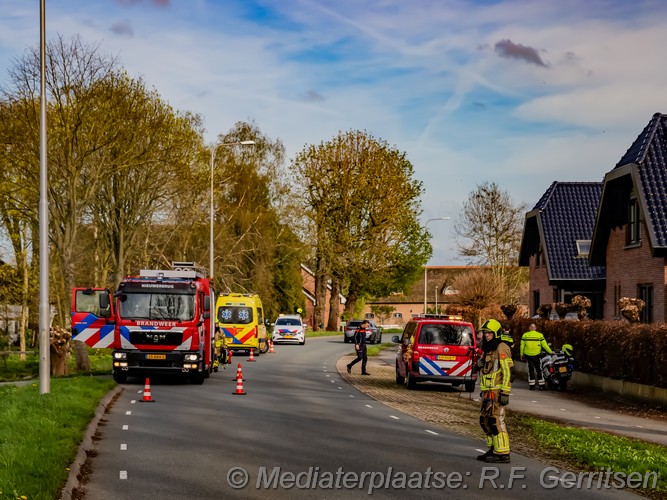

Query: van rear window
[[418, 324, 473, 346], [218, 306, 253, 325]]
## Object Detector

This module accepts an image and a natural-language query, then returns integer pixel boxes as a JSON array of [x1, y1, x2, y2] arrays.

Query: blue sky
[[1, 0, 666, 265]]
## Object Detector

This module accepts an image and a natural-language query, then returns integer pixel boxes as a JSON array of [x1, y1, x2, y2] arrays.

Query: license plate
[[284, 336, 294, 339], [146, 354, 166, 360], [437, 355, 456, 361], [559, 366, 568, 373]]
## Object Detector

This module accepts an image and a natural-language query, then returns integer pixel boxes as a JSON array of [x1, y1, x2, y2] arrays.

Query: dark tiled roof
[[532, 182, 605, 280], [614, 113, 667, 248]]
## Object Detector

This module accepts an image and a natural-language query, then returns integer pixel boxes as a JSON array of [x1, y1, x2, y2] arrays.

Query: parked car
[[392, 314, 477, 392], [343, 319, 382, 344], [271, 314, 306, 345]]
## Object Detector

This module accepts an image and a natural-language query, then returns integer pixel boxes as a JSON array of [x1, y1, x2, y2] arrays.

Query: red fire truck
[[71, 262, 216, 384]]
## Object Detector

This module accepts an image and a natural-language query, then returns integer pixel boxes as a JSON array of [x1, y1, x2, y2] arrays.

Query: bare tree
[[455, 182, 527, 303], [450, 268, 502, 328]]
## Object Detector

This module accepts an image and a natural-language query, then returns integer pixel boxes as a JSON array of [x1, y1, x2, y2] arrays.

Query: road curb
[[60, 384, 124, 500]]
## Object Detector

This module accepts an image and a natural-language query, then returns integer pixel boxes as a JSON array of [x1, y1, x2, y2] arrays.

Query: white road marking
[[594, 416, 601, 419], [120, 443, 127, 450], [137, 390, 142, 394], [390, 415, 400, 420], [365, 404, 373, 408], [119, 471, 128, 480], [122, 425, 128, 430], [560, 408, 567, 411], [337, 387, 343, 390], [636, 425, 644, 428], [474, 448, 487, 454], [125, 411, 132, 415], [130, 400, 136, 404], [531, 400, 538, 403], [325, 374, 330, 377], [425, 430, 438, 435], [349, 395, 354, 398]]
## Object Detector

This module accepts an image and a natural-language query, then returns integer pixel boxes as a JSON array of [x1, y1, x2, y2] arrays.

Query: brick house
[[589, 113, 667, 323], [521, 112, 667, 323], [362, 266, 473, 326], [518, 182, 605, 318]]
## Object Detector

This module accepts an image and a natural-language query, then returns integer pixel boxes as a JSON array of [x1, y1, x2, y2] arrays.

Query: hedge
[[508, 319, 667, 389]]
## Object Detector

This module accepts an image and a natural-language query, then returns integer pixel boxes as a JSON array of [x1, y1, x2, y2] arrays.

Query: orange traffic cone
[[269, 340, 275, 353], [234, 362, 245, 381], [233, 367, 247, 395], [247, 348, 256, 362], [140, 378, 155, 403]]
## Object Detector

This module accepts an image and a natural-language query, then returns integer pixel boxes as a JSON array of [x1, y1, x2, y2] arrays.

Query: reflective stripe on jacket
[[520, 330, 552, 357], [479, 342, 513, 394]]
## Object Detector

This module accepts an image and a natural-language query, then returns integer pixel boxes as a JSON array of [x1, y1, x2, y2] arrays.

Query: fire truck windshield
[[120, 292, 196, 321]]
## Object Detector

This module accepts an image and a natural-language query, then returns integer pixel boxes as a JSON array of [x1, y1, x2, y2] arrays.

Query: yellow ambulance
[[215, 293, 269, 355]]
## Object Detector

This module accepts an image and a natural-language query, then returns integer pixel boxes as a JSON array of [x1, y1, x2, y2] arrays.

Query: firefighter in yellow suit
[[477, 319, 513, 463]]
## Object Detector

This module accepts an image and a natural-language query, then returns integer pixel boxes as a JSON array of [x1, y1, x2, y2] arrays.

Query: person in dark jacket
[[346, 320, 370, 375]]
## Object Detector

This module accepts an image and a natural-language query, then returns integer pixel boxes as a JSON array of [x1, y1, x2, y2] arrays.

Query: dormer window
[[626, 199, 640, 245], [575, 240, 591, 258]]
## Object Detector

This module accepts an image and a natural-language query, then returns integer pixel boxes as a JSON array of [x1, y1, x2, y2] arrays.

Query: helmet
[[479, 319, 502, 338], [562, 343, 573, 357], [500, 332, 514, 345]]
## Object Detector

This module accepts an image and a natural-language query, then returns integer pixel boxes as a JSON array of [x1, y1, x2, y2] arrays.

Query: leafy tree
[[292, 130, 429, 327], [370, 304, 395, 325], [454, 182, 527, 303]]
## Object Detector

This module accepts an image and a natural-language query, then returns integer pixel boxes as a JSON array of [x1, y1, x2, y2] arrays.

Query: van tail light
[[412, 351, 420, 363]]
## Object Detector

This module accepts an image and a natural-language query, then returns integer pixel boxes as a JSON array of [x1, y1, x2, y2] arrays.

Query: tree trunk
[[313, 257, 328, 331], [74, 341, 91, 372], [326, 280, 341, 331], [50, 327, 71, 376]]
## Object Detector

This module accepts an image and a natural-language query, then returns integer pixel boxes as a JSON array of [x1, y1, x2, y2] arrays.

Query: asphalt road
[[79, 335, 641, 499]]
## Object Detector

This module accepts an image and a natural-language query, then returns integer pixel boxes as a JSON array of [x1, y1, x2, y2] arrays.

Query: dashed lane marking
[[125, 411, 132, 415], [390, 415, 400, 420], [130, 400, 136, 404], [365, 404, 373, 408], [119, 471, 128, 480], [122, 425, 128, 430], [425, 430, 438, 435], [120, 443, 127, 451]]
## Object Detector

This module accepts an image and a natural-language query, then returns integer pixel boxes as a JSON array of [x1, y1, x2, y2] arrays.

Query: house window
[[532, 290, 540, 316], [365, 313, 375, 319], [534, 248, 543, 268], [638, 285, 653, 324], [626, 199, 640, 245], [575, 240, 591, 258], [392, 312, 403, 319]]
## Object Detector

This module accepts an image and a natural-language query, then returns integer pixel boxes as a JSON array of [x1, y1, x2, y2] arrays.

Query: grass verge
[[512, 415, 667, 493], [0, 348, 112, 382], [341, 351, 667, 498], [0, 376, 116, 500]]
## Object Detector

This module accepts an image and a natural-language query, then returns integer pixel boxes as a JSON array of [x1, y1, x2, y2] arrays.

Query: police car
[[272, 314, 306, 345]]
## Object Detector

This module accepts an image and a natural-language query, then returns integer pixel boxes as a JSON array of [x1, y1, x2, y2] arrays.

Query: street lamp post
[[209, 140, 255, 279], [423, 217, 450, 314]]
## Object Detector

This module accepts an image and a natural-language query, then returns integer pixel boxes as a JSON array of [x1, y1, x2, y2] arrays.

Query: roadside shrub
[[508, 319, 667, 389]]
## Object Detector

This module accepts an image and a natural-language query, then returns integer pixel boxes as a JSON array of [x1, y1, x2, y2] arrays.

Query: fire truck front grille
[[129, 330, 184, 345]]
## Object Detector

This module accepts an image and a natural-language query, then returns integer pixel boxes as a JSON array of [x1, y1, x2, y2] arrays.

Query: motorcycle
[[539, 348, 574, 391]]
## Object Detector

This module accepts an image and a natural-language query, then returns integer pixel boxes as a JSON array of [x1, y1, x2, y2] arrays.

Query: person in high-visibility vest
[[520, 323, 552, 390], [477, 319, 513, 464]]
